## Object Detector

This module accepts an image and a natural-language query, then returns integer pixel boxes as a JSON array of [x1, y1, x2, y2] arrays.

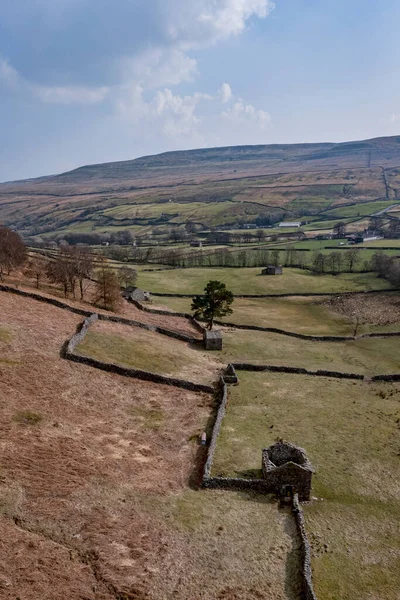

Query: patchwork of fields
[[0, 262, 399, 600]]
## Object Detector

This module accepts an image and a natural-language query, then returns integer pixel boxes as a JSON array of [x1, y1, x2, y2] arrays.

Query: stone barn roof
[[262, 440, 314, 473]]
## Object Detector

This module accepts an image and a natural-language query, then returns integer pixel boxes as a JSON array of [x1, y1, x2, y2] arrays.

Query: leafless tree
[[344, 248, 360, 272], [118, 266, 137, 289], [24, 255, 47, 288], [71, 246, 93, 299], [0, 226, 26, 281]]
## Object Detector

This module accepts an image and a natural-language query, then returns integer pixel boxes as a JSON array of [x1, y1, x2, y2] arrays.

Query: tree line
[[0, 227, 137, 311]]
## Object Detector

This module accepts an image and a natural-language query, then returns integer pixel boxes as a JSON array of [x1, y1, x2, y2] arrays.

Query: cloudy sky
[[1, 0, 399, 181]]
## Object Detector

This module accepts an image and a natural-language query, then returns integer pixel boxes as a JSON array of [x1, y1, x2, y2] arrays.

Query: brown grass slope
[[0, 292, 297, 600]]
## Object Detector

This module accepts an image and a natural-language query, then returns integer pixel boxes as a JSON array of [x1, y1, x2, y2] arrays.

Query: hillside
[[1, 135, 400, 238]]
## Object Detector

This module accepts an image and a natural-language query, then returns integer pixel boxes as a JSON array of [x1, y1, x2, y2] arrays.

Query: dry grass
[[154, 295, 358, 335], [212, 372, 400, 600], [0, 291, 297, 600], [76, 320, 222, 385]]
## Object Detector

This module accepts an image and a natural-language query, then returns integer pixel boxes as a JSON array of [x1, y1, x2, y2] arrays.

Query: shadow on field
[[188, 387, 221, 490], [283, 510, 303, 600]]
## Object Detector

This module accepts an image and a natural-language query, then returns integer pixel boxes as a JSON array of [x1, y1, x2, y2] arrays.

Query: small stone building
[[261, 265, 283, 276], [123, 287, 151, 303], [262, 440, 314, 500], [190, 240, 203, 247], [223, 363, 238, 384], [203, 329, 222, 350]]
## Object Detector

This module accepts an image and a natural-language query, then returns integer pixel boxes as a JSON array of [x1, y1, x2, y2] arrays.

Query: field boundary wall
[[0, 284, 201, 344], [150, 289, 393, 299], [292, 494, 318, 600], [63, 313, 214, 394]]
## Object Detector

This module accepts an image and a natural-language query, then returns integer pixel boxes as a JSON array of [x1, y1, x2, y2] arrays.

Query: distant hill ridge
[[1, 135, 400, 238], [26, 134, 400, 185]]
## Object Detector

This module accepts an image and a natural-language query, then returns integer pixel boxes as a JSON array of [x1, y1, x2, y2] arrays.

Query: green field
[[138, 267, 390, 295], [212, 372, 400, 600], [216, 329, 400, 375], [322, 200, 400, 219]]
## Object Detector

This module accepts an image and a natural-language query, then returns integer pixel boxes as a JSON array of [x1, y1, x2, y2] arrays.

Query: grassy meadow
[[152, 295, 365, 335], [138, 267, 390, 295], [76, 321, 222, 385], [216, 330, 400, 375], [211, 372, 400, 600]]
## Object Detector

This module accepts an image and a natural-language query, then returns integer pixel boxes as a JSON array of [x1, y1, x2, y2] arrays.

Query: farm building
[[123, 287, 151, 303], [261, 265, 283, 275], [203, 329, 222, 350], [190, 240, 203, 247], [278, 221, 302, 228], [261, 440, 314, 501]]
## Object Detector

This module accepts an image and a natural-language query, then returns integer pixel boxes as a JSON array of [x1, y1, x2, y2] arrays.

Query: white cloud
[[219, 83, 233, 103], [121, 48, 198, 90], [115, 82, 271, 149], [196, 0, 274, 40], [222, 100, 271, 128], [389, 114, 400, 123], [165, 0, 274, 47]]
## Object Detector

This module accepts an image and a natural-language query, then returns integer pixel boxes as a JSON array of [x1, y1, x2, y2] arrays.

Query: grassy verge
[[212, 372, 400, 600]]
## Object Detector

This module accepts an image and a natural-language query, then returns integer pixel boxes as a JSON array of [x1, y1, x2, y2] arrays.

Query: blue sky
[[0, 0, 399, 181]]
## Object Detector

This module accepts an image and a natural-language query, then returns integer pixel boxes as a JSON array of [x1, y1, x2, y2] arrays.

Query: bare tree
[[46, 251, 72, 297], [256, 229, 266, 243], [0, 226, 26, 281], [333, 222, 347, 238], [118, 266, 137, 290], [71, 246, 93, 300], [344, 248, 360, 272], [271, 250, 280, 267], [24, 255, 47, 288], [312, 251, 326, 274]]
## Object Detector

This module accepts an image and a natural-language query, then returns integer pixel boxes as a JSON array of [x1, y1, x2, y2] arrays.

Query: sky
[[1, 0, 400, 182]]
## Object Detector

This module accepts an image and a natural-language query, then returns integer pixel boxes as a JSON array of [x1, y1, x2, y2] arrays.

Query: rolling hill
[[1, 135, 400, 238]]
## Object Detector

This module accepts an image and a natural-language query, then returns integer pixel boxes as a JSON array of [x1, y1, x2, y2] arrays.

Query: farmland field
[[138, 267, 391, 295], [211, 372, 400, 600], [216, 329, 400, 375], [76, 320, 222, 385], [0, 291, 303, 600]]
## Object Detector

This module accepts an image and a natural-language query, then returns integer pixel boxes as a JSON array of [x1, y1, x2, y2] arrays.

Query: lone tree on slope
[[93, 258, 122, 311], [191, 280, 234, 330]]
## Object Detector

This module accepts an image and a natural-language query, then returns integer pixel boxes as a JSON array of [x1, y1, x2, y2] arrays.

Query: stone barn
[[262, 440, 314, 500], [123, 287, 151, 303], [203, 329, 222, 350], [261, 265, 283, 275]]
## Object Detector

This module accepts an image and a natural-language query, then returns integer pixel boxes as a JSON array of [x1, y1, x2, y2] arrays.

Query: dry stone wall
[[231, 363, 365, 380], [64, 314, 214, 394], [126, 298, 205, 333], [292, 494, 318, 600], [151, 289, 393, 299], [214, 320, 400, 341]]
